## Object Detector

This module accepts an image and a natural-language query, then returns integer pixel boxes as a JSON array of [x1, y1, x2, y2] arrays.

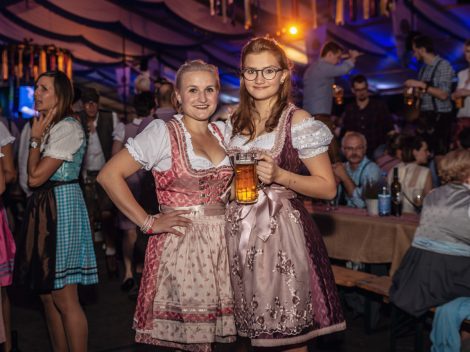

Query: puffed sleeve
[[125, 119, 170, 171], [113, 121, 125, 142], [291, 118, 333, 159], [43, 119, 84, 161], [0, 122, 15, 147]]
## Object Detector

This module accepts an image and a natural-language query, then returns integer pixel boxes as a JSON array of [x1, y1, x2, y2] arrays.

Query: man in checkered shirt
[[405, 35, 455, 155]]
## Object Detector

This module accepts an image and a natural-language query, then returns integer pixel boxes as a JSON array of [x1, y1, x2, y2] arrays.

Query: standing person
[[225, 37, 345, 351], [111, 92, 155, 292], [303, 41, 361, 162], [137, 80, 176, 133], [79, 87, 119, 277], [14, 71, 98, 352], [341, 74, 395, 158], [451, 39, 470, 145], [0, 146, 15, 352], [404, 35, 455, 155], [97, 60, 236, 351]]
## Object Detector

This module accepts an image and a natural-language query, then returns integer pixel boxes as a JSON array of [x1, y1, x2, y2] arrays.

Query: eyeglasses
[[343, 146, 365, 152], [241, 67, 283, 81]]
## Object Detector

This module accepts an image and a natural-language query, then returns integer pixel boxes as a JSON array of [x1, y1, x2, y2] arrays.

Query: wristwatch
[[29, 138, 40, 149]]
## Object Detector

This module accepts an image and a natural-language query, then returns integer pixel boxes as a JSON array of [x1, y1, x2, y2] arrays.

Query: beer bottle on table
[[391, 167, 402, 217]]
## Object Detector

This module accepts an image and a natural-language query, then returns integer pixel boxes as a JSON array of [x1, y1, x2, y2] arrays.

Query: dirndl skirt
[[225, 187, 345, 348], [0, 204, 15, 287], [390, 246, 470, 317], [14, 180, 98, 292], [134, 206, 236, 352]]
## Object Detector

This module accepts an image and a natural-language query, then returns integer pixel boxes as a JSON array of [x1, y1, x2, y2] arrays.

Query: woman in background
[[387, 135, 433, 213], [14, 71, 98, 352], [390, 148, 470, 316]]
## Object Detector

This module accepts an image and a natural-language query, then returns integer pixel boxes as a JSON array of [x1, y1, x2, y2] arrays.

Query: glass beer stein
[[454, 96, 464, 109], [404, 87, 415, 106], [234, 152, 258, 204], [332, 84, 344, 105]]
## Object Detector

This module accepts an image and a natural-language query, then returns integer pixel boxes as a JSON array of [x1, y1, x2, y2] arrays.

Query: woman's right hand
[[150, 210, 192, 236], [31, 107, 56, 139]]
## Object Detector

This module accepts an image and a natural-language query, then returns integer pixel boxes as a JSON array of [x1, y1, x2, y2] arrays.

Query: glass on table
[[412, 189, 424, 213]]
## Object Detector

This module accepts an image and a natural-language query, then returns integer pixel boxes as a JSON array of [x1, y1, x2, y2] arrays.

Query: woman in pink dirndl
[[98, 60, 236, 351], [225, 37, 346, 351]]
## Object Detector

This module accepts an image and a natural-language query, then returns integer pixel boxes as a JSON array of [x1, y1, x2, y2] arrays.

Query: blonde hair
[[439, 149, 470, 184], [175, 60, 220, 91]]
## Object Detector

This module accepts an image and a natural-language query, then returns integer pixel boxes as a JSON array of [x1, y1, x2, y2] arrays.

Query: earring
[[280, 79, 285, 84]]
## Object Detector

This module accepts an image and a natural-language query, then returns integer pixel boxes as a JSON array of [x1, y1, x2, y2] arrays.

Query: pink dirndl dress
[[225, 104, 346, 347], [130, 118, 236, 352], [0, 202, 15, 343]]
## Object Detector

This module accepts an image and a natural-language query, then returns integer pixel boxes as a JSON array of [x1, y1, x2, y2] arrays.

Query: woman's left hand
[[256, 153, 282, 185]]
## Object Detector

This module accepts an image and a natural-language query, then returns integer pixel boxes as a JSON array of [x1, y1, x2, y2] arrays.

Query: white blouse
[[225, 117, 332, 158], [126, 115, 230, 171], [0, 122, 15, 148], [41, 118, 84, 161]]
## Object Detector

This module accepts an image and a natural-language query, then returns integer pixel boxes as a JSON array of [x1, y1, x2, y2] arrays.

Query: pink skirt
[[0, 206, 15, 287], [133, 212, 236, 352]]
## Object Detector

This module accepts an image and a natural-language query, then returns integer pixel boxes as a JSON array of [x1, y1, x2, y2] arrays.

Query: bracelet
[[286, 172, 292, 189], [140, 214, 156, 234]]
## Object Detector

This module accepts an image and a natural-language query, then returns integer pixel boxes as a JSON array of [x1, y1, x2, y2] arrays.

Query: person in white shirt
[[451, 39, 470, 146], [78, 88, 120, 278]]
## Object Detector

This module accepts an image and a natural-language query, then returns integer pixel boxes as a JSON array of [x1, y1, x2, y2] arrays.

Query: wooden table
[[306, 203, 419, 276]]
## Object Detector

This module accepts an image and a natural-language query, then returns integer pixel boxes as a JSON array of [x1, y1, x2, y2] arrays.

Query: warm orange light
[[288, 25, 298, 35]]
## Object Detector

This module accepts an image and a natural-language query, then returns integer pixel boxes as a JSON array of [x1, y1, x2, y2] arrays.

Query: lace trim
[[125, 141, 152, 171], [227, 103, 296, 157]]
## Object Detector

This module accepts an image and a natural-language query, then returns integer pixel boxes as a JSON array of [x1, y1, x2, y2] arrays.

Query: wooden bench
[[331, 264, 377, 287], [355, 277, 470, 351], [356, 275, 393, 302]]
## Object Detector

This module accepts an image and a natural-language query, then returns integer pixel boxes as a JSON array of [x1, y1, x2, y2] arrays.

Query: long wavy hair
[[231, 37, 293, 141], [35, 70, 74, 124]]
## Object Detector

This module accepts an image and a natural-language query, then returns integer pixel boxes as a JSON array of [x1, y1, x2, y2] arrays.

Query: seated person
[[389, 149, 470, 317], [375, 132, 402, 174], [387, 135, 433, 213], [457, 127, 470, 150], [333, 131, 381, 208]]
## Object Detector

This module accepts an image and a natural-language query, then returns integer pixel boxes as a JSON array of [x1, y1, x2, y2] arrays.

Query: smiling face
[[34, 75, 57, 114], [242, 51, 287, 103], [175, 70, 219, 122]]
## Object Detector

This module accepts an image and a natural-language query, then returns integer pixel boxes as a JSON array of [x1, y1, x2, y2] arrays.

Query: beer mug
[[332, 84, 344, 105], [233, 152, 258, 204], [454, 96, 464, 109], [404, 87, 415, 107]]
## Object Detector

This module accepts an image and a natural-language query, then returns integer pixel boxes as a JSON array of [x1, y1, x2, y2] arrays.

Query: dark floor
[[9, 245, 429, 352]]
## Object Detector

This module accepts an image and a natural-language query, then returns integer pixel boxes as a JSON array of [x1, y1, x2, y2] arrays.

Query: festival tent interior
[[0, 0, 469, 117]]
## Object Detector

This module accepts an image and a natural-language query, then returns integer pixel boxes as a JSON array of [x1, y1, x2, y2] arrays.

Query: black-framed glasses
[[241, 67, 283, 81]]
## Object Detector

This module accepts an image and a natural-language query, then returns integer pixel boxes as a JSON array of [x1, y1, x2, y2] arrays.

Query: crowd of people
[[0, 32, 466, 352]]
